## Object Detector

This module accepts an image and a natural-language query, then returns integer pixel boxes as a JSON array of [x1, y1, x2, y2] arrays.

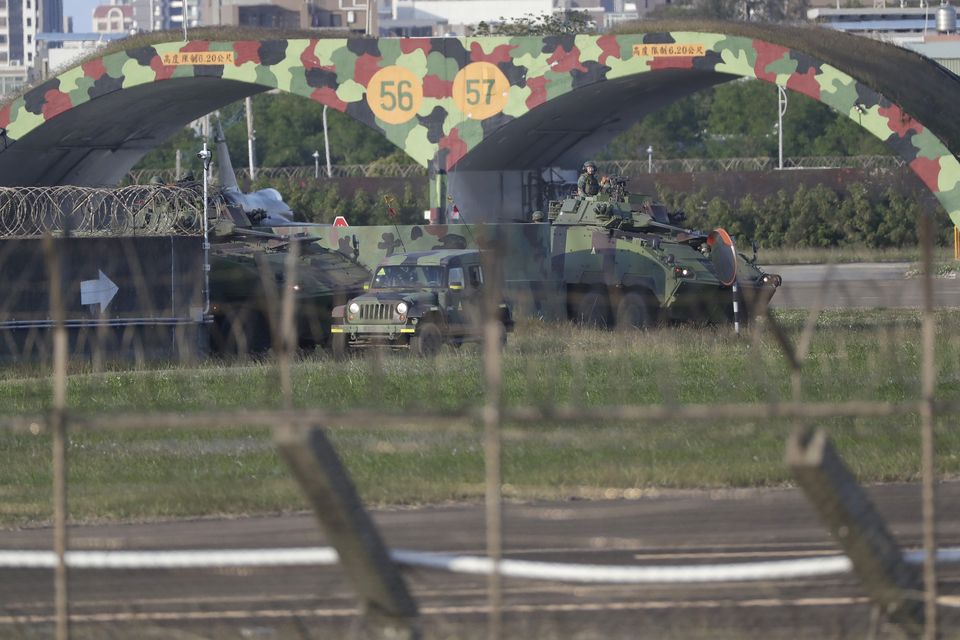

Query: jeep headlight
[[397, 302, 409, 315], [348, 302, 360, 314]]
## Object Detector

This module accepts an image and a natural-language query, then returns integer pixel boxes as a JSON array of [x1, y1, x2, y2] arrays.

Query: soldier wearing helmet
[[578, 160, 602, 196]]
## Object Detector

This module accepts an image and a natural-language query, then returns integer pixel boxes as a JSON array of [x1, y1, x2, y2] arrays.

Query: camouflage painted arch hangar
[[2, 29, 960, 224]]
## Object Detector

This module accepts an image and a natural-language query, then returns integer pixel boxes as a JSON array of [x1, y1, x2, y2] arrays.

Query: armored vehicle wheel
[[575, 289, 610, 328], [410, 322, 443, 357], [330, 332, 348, 360], [211, 310, 270, 355], [616, 292, 653, 330]]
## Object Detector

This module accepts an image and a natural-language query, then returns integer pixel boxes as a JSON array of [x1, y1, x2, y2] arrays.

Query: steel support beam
[[787, 427, 924, 637], [275, 425, 420, 639]]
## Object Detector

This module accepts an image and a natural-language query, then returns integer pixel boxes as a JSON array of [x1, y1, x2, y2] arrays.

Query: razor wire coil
[[0, 185, 209, 238]]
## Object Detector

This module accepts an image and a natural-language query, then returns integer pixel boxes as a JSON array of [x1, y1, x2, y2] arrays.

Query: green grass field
[[0, 310, 957, 527]]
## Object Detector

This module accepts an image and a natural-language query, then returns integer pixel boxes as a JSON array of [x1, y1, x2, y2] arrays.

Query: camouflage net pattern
[[0, 185, 205, 238]]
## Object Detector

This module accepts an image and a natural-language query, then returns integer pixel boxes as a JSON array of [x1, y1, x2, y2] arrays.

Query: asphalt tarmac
[[767, 262, 960, 309], [1, 483, 957, 639]]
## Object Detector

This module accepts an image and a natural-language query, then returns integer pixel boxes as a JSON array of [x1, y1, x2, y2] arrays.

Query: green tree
[[472, 11, 594, 36]]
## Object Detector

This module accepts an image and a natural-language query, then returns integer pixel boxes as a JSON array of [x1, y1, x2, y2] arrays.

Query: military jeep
[[330, 249, 513, 357]]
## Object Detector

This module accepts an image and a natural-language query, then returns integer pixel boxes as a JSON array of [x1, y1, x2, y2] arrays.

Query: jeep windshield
[[372, 265, 445, 289]]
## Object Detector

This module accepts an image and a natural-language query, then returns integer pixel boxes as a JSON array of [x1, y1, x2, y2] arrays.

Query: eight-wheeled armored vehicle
[[546, 177, 781, 327]]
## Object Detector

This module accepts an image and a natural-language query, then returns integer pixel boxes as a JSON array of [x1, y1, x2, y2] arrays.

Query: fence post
[[787, 427, 923, 637], [275, 425, 420, 639]]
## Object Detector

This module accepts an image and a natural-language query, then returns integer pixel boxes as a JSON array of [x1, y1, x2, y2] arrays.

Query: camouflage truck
[[329, 249, 514, 357]]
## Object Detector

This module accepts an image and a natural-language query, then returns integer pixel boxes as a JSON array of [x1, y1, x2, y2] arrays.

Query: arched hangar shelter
[[2, 22, 959, 224]]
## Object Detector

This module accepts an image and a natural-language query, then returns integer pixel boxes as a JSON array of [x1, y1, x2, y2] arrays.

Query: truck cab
[[330, 249, 513, 356]]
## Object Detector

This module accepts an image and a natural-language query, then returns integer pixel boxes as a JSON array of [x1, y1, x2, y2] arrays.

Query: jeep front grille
[[359, 303, 394, 321]]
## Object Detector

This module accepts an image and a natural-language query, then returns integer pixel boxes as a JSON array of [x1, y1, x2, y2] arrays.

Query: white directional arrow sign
[[80, 270, 119, 313]]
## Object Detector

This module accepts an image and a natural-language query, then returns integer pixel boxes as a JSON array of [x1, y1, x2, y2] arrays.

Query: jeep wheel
[[410, 322, 443, 357], [616, 293, 653, 330], [330, 332, 348, 360]]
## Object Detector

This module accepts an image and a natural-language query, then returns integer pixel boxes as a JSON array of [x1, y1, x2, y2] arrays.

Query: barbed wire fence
[[0, 188, 956, 639], [123, 155, 906, 185]]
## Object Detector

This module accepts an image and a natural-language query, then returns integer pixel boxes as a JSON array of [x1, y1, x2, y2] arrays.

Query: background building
[[92, 3, 135, 33], [200, 0, 378, 33], [0, 0, 50, 97]]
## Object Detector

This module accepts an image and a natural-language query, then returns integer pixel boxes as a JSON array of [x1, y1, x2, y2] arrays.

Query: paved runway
[[1, 482, 957, 639], [767, 262, 960, 309]]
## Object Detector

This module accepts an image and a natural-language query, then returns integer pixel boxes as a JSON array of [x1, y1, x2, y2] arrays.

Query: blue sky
[[65, 0, 99, 33]]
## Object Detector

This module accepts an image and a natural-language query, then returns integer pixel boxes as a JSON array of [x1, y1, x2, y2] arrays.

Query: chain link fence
[[0, 190, 957, 639]]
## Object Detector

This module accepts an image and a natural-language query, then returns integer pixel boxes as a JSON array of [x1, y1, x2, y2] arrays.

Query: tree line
[[660, 182, 952, 249], [258, 176, 951, 249]]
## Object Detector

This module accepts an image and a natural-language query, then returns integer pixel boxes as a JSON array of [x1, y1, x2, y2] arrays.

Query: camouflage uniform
[[578, 170, 601, 196]]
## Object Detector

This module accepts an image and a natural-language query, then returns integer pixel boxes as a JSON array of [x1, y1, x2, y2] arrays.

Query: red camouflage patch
[[400, 39, 432, 55], [752, 40, 791, 83], [0, 103, 11, 129], [440, 128, 469, 169], [180, 41, 211, 53], [300, 40, 321, 68], [425, 224, 449, 238], [81, 57, 107, 81], [649, 56, 695, 71], [597, 34, 621, 66], [354, 53, 384, 86], [910, 156, 941, 192], [234, 41, 261, 65], [525, 76, 548, 110], [41, 89, 73, 120], [785, 67, 821, 101], [469, 42, 514, 64], [310, 86, 347, 112], [547, 45, 587, 73], [149, 55, 176, 81], [879, 103, 923, 138], [423, 74, 452, 99]]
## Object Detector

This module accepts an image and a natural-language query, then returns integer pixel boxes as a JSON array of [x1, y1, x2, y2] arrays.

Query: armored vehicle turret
[[545, 177, 780, 327]]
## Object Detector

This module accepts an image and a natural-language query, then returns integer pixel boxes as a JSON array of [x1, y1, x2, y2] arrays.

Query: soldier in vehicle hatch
[[577, 160, 602, 196]]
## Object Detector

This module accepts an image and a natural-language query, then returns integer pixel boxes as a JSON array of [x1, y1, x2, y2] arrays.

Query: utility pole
[[245, 96, 256, 181], [322, 105, 332, 178], [366, 0, 377, 35], [777, 85, 788, 170]]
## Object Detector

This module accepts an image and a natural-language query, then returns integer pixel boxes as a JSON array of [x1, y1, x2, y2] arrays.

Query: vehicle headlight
[[348, 302, 360, 314], [397, 302, 409, 315]]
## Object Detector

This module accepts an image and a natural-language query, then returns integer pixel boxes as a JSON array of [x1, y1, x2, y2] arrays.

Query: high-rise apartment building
[[1, 0, 46, 96], [200, 0, 378, 34], [41, 0, 61, 32]]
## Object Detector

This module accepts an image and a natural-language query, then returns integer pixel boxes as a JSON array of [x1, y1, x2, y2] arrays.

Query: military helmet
[[583, 160, 597, 171]]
